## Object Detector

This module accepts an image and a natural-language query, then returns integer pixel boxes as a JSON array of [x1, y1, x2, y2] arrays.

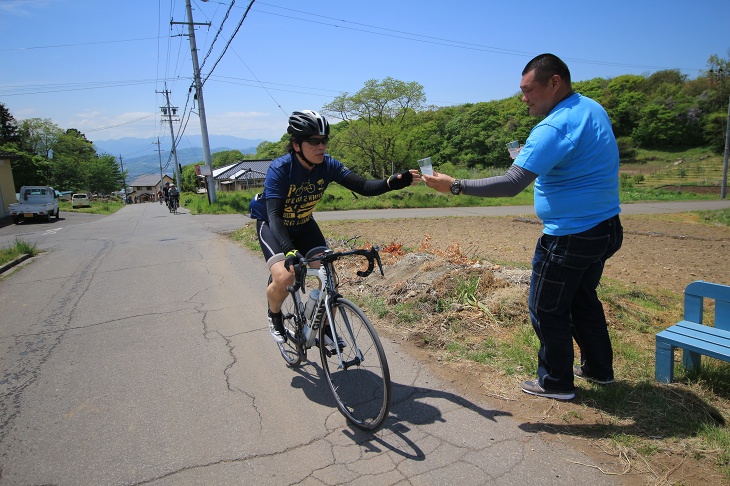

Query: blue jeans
[[528, 215, 623, 391]]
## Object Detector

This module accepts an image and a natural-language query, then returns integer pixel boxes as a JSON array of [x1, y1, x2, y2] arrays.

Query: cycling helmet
[[287, 110, 330, 139]]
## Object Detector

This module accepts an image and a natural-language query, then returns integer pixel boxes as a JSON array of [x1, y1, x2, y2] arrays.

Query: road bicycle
[[269, 244, 391, 430], [169, 196, 179, 214]]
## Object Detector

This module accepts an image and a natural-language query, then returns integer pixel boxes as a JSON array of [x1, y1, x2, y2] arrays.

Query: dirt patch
[[321, 213, 730, 485], [323, 214, 730, 295]]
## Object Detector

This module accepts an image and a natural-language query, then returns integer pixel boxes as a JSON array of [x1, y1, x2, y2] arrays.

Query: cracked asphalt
[[0, 203, 633, 485]]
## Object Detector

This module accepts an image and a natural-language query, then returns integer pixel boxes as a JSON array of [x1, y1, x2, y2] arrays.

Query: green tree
[[211, 149, 245, 168], [181, 163, 200, 192], [19, 118, 63, 158], [323, 77, 426, 177], [0, 102, 22, 145], [604, 75, 647, 138], [50, 129, 96, 191], [85, 154, 124, 194], [254, 138, 287, 159], [0, 104, 51, 189]]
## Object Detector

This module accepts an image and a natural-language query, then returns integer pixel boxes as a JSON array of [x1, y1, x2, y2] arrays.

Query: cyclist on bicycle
[[168, 184, 179, 210], [249, 110, 420, 343], [163, 182, 171, 207]]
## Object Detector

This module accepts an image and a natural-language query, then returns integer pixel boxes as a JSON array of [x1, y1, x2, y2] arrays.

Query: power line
[[253, 2, 705, 73], [85, 114, 157, 133], [0, 37, 162, 52], [201, 0, 256, 85], [199, 0, 237, 72]]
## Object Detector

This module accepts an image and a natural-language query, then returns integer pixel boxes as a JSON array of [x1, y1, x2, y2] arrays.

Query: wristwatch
[[450, 179, 462, 195]]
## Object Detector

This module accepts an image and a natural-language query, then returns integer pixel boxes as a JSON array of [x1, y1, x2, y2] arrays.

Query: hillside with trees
[[252, 53, 730, 179]]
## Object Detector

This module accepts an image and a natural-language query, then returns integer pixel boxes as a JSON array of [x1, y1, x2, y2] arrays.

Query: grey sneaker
[[520, 379, 575, 400], [268, 313, 286, 344], [573, 365, 614, 385]]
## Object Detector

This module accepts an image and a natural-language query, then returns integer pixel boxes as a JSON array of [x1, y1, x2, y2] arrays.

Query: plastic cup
[[508, 147, 522, 159], [417, 157, 433, 176], [505, 140, 519, 149]]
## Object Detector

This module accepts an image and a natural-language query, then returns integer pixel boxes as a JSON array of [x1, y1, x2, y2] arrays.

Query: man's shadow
[[289, 362, 512, 460], [517, 378, 726, 439]]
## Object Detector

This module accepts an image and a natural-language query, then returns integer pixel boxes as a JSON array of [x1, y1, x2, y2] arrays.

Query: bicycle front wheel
[[268, 276, 304, 367], [319, 298, 391, 430]]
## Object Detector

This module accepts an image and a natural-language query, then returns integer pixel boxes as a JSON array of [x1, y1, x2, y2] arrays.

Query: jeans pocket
[[533, 276, 565, 313], [558, 234, 610, 270]]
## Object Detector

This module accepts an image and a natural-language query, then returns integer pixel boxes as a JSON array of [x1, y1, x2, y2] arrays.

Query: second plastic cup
[[418, 157, 433, 175]]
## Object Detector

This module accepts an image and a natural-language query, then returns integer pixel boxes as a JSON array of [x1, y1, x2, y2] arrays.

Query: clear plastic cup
[[417, 157, 433, 176], [505, 140, 519, 149], [508, 147, 522, 159]]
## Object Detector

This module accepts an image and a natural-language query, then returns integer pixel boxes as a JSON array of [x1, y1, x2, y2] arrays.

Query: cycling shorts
[[256, 219, 327, 268]]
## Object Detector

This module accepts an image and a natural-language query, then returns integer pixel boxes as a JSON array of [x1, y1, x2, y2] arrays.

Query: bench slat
[[658, 320, 730, 341]]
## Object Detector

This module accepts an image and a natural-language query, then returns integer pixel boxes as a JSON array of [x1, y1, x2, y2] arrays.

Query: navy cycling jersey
[[249, 152, 351, 230]]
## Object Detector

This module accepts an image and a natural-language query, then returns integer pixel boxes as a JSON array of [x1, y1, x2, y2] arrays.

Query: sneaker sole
[[521, 387, 575, 400], [573, 366, 614, 385]]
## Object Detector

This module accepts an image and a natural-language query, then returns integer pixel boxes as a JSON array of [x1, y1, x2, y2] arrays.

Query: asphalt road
[[1, 200, 727, 485]]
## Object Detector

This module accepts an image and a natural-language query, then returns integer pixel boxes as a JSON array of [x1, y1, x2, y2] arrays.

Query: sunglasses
[[303, 137, 329, 146]]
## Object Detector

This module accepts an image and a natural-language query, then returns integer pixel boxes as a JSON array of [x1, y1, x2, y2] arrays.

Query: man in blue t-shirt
[[250, 110, 419, 344], [422, 54, 623, 401]]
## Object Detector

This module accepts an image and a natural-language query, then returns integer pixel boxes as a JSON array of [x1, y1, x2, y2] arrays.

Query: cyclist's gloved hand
[[387, 170, 413, 190], [284, 250, 303, 271]]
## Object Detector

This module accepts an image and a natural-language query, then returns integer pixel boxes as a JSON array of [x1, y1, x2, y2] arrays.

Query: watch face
[[450, 180, 460, 195]]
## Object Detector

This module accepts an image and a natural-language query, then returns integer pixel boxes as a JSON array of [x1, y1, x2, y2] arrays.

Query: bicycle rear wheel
[[319, 298, 391, 430], [268, 276, 304, 367]]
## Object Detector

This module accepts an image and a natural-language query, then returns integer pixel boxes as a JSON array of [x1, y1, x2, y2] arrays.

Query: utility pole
[[155, 138, 164, 202], [119, 154, 127, 204], [172, 0, 216, 203], [158, 84, 181, 190], [722, 96, 729, 199]]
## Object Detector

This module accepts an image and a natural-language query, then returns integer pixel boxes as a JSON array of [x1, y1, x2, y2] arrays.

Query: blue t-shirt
[[514, 93, 620, 235], [249, 153, 351, 231]]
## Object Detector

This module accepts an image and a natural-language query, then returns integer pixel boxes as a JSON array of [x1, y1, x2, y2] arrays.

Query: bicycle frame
[[290, 247, 384, 367]]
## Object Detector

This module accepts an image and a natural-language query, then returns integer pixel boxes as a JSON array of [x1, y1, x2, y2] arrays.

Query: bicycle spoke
[[320, 299, 391, 430]]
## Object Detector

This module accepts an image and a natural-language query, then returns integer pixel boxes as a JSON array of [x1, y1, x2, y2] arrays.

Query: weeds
[[0, 238, 37, 266]]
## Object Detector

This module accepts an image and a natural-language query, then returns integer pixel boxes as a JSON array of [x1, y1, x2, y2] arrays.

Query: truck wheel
[[55, 209, 60, 219]]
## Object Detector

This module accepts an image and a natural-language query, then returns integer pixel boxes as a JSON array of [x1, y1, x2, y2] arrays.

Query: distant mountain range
[[93, 135, 265, 180]]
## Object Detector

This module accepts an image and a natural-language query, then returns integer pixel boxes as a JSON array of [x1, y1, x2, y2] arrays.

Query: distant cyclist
[[249, 110, 420, 343], [163, 182, 171, 207], [168, 184, 179, 211]]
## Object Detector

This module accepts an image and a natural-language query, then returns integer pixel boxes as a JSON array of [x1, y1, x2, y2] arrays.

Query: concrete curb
[[0, 253, 32, 274]]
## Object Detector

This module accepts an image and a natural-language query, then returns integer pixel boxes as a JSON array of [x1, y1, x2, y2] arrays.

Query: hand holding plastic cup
[[417, 157, 433, 176], [508, 147, 522, 159], [506, 141, 524, 159]]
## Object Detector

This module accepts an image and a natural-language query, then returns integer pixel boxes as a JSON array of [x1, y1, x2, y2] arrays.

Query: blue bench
[[655, 280, 730, 383]]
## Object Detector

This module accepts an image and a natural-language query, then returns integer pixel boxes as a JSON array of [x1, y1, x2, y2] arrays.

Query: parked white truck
[[9, 186, 60, 224]]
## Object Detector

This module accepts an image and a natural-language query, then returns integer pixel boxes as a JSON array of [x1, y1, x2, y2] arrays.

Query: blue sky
[[2, 0, 728, 156]]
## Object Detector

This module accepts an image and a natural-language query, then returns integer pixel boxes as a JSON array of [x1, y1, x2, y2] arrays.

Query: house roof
[[213, 160, 272, 181], [129, 174, 172, 187]]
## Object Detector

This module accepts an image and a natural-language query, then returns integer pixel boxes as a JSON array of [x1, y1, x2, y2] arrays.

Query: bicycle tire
[[268, 275, 304, 367], [319, 298, 391, 430]]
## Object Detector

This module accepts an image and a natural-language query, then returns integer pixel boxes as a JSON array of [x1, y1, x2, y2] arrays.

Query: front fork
[[322, 293, 363, 369]]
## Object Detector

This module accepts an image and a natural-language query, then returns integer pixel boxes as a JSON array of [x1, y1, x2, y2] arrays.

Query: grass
[[343, 255, 730, 481], [0, 238, 38, 266], [59, 199, 125, 215]]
